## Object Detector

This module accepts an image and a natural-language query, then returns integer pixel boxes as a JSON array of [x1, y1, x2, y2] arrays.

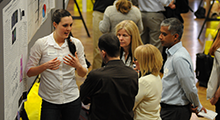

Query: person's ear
[[174, 34, 178, 38], [101, 50, 106, 57], [53, 22, 57, 28], [174, 34, 179, 42]]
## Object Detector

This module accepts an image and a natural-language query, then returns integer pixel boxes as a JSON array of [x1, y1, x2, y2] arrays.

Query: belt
[[141, 11, 164, 13], [160, 103, 190, 108]]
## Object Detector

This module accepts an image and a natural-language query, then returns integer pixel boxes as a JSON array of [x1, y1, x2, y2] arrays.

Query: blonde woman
[[99, 0, 143, 34], [133, 44, 163, 120], [115, 20, 143, 68]]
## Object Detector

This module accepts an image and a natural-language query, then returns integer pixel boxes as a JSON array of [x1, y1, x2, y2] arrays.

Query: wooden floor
[[67, 0, 216, 119]]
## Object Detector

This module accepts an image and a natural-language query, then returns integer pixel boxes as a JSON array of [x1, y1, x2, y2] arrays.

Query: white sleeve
[[25, 39, 43, 74]]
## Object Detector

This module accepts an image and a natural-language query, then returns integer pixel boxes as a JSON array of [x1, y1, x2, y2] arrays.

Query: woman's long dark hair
[[67, 32, 76, 56], [52, 9, 76, 56]]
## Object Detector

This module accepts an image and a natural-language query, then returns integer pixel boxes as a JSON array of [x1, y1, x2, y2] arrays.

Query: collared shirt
[[80, 60, 138, 120], [26, 33, 87, 104], [121, 51, 133, 68], [161, 42, 203, 111], [133, 74, 162, 120], [138, 0, 172, 12]]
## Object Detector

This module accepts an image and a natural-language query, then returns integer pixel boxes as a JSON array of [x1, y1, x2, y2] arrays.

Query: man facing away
[[159, 17, 206, 120], [80, 33, 139, 120]]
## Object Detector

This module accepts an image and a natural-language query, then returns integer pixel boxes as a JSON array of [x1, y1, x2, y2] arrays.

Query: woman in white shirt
[[115, 20, 143, 68], [207, 30, 220, 120], [133, 44, 163, 120], [26, 9, 88, 120]]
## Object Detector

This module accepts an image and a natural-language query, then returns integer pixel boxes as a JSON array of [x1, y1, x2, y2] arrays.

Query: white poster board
[[2, 0, 27, 119], [1, 0, 58, 119]]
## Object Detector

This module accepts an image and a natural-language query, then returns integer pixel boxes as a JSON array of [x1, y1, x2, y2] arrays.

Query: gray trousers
[[141, 12, 165, 53]]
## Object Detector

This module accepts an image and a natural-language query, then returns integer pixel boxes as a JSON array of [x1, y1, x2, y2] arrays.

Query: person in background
[[80, 33, 138, 120], [163, 0, 187, 23], [132, 0, 175, 53], [92, 0, 115, 70], [159, 17, 206, 120], [26, 9, 88, 120], [207, 28, 220, 120], [99, 0, 143, 34], [133, 44, 163, 120], [115, 20, 143, 68]]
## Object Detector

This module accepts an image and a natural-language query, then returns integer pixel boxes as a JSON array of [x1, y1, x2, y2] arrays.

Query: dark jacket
[[93, 0, 115, 13], [80, 60, 138, 120]]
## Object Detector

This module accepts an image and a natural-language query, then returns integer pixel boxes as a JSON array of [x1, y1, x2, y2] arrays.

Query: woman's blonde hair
[[134, 44, 163, 76], [115, 20, 143, 62], [116, 0, 132, 14], [209, 23, 220, 56]]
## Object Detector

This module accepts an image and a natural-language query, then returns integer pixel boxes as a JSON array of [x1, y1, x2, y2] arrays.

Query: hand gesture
[[45, 57, 61, 70], [63, 52, 81, 68]]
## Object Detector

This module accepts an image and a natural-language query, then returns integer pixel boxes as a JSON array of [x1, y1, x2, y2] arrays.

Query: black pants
[[41, 97, 81, 120], [216, 99, 220, 120], [160, 103, 191, 120]]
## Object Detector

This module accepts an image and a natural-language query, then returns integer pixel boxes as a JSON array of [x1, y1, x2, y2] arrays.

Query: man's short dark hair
[[98, 33, 120, 57]]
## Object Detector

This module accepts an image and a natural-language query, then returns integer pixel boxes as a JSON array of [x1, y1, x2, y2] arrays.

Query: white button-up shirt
[[26, 33, 87, 104], [161, 42, 203, 111], [138, 0, 172, 12]]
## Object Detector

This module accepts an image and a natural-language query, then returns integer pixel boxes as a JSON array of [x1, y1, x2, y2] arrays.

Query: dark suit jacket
[[80, 60, 138, 120]]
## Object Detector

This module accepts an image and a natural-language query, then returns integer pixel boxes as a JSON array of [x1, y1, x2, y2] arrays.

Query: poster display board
[[1, 0, 56, 119], [3, 0, 27, 119]]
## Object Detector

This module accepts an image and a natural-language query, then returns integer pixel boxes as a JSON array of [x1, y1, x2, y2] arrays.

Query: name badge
[[164, 68, 169, 76], [48, 49, 57, 55]]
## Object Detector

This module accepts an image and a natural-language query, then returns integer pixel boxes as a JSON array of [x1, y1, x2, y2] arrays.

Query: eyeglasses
[[133, 57, 137, 61]]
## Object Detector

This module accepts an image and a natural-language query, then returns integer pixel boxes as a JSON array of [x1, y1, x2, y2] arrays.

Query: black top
[[80, 60, 138, 120], [93, 0, 115, 13]]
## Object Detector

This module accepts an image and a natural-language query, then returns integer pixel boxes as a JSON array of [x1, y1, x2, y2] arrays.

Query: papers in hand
[[198, 109, 218, 120]]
